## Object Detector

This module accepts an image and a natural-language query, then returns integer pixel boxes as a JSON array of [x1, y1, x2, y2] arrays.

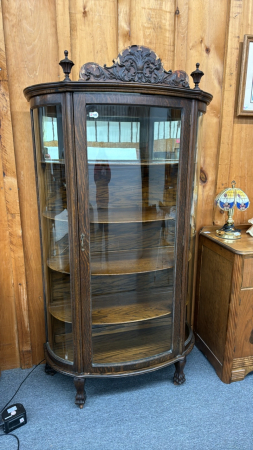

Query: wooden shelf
[[40, 159, 65, 164], [88, 160, 179, 166], [91, 247, 174, 275], [90, 207, 174, 224], [49, 300, 72, 323], [43, 209, 68, 221], [43, 207, 174, 224], [52, 316, 172, 364], [48, 254, 70, 274], [92, 316, 172, 363], [48, 246, 174, 275], [49, 288, 173, 325], [93, 288, 173, 324]]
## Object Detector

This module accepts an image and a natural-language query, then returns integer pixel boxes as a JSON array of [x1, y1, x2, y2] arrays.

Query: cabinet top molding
[[78, 45, 190, 88], [24, 46, 212, 104]]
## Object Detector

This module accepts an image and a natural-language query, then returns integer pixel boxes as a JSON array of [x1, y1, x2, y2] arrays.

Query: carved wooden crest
[[79, 45, 190, 88]]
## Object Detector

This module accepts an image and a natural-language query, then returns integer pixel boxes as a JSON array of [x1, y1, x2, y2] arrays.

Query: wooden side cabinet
[[194, 225, 253, 383]]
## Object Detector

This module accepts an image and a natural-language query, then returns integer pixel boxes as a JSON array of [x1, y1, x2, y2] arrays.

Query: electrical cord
[[0, 358, 45, 450], [0, 358, 45, 415], [0, 432, 20, 450]]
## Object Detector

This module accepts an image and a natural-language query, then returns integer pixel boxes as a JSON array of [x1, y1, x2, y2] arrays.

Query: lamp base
[[216, 223, 241, 240]]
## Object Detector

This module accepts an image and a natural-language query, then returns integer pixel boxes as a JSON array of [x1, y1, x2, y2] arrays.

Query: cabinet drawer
[[242, 258, 253, 288]]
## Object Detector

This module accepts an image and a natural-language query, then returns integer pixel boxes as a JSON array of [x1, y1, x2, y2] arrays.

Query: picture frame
[[237, 35, 253, 116]]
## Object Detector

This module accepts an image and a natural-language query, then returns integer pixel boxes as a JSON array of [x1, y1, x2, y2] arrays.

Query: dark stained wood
[[63, 92, 83, 374], [74, 377, 86, 409], [24, 81, 213, 105], [173, 357, 186, 385], [194, 227, 253, 383], [73, 92, 93, 373], [24, 47, 211, 405], [79, 45, 190, 88]]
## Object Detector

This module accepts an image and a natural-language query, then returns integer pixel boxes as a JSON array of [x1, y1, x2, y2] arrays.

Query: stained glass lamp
[[215, 180, 250, 239]]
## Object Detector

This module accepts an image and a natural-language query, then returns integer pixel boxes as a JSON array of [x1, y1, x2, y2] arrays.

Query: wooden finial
[[59, 50, 74, 81], [190, 63, 204, 90]]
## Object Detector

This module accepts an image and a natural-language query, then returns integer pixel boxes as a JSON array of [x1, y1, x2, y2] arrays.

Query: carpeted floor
[[0, 346, 253, 450]]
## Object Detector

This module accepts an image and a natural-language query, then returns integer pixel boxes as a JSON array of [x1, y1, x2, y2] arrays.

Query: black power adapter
[[1, 403, 27, 434]]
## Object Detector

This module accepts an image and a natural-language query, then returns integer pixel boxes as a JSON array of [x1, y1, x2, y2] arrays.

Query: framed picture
[[237, 35, 253, 116]]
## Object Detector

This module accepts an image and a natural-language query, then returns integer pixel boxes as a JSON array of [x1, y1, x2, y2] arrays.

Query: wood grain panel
[[1, 0, 60, 365], [242, 257, 253, 288], [214, 0, 243, 227], [226, 0, 253, 225], [186, 0, 228, 230], [234, 289, 253, 358], [196, 244, 233, 364], [118, 0, 131, 52], [56, 0, 71, 80], [0, 1, 31, 369], [69, 0, 118, 81], [129, 0, 175, 70], [174, 0, 189, 71], [222, 254, 242, 383], [0, 134, 19, 370]]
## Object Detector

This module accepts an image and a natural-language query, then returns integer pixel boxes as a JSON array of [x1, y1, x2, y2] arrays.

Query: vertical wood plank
[[214, 0, 243, 226], [0, 153, 20, 370], [56, 0, 72, 80], [1, 0, 60, 365], [174, 0, 189, 71], [69, 0, 118, 80], [185, 0, 229, 229], [118, 0, 131, 52], [0, 0, 32, 368], [129, 0, 176, 70], [225, 0, 253, 225]]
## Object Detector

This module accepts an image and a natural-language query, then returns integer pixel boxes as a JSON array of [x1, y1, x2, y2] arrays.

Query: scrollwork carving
[[79, 45, 189, 88]]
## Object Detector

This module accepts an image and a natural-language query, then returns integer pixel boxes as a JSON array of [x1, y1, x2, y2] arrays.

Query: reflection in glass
[[33, 106, 73, 362], [86, 105, 182, 364], [186, 112, 204, 326]]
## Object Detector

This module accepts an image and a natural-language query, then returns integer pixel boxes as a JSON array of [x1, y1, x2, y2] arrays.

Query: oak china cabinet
[[24, 46, 212, 407]]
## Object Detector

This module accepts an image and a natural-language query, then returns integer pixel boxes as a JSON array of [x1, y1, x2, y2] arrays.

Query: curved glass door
[[33, 105, 73, 363], [86, 105, 181, 364]]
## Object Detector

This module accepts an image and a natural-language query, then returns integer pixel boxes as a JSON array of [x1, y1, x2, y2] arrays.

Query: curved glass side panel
[[86, 105, 181, 364], [33, 106, 73, 363], [186, 112, 204, 326]]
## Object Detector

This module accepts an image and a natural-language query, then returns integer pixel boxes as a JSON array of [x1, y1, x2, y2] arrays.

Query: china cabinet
[[24, 46, 212, 407]]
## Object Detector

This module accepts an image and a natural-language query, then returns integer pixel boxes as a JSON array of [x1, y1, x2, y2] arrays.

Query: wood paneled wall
[[0, 0, 252, 370]]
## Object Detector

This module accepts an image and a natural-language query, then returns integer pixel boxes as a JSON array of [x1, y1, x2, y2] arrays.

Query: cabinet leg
[[173, 357, 186, 385], [74, 377, 86, 408], [45, 363, 57, 376]]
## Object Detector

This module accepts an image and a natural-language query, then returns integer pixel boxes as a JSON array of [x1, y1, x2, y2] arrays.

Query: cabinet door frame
[[74, 91, 195, 373], [30, 93, 82, 373]]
